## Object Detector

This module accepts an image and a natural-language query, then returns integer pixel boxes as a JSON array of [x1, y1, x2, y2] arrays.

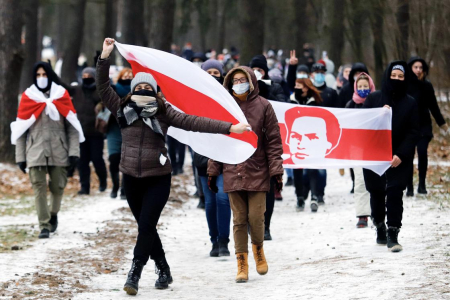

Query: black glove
[[208, 176, 218, 193], [67, 156, 79, 177], [273, 174, 283, 192], [17, 162, 27, 174]]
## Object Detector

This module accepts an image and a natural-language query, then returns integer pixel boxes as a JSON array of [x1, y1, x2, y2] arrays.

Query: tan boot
[[235, 253, 249, 283], [252, 243, 268, 275]]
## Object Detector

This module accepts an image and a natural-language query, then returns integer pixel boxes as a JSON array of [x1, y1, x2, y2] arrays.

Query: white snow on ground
[[72, 170, 450, 300]]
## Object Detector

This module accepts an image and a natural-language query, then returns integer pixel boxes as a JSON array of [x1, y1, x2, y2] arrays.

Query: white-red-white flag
[[115, 42, 258, 164], [271, 101, 392, 175]]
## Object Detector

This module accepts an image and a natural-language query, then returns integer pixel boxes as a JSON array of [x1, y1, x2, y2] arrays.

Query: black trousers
[[293, 169, 319, 199], [363, 161, 410, 228], [407, 135, 432, 189], [167, 136, 186, 172], [265, 178, 275, 229], [78, 136, 107, 192], [123, 173, 172, 264], [109, 153, 124, 194]]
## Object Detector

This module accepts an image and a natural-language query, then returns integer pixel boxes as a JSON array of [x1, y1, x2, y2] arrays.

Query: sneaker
[[317, 195, 325, 206], [285, 177, 293, 186], [296, 197, 305, 212], [374, 221, 387, 245], [210, 242, 219, 257], [310, 198, 319, 213], [38, 228, 50, 239], [49, 215, 58, 233], [264, 227, 272, 241], [387, 227, 403, 252], [356, 217, 368, 228]]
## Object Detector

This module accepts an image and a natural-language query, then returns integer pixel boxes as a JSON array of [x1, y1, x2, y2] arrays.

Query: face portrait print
[[285, 107, 341, 164]]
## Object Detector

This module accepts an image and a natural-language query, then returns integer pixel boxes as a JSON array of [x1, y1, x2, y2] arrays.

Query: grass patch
[[0, 224, 39, 253]]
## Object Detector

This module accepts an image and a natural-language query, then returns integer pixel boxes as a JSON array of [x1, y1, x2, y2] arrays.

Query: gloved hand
[[274, 174, 283, 192], [17, 162, 27, 174], [208, 176, 218, 193], [67, 156, 79, 177]]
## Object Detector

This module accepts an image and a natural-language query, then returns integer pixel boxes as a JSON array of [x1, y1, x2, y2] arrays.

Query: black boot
[[374, 221, 387, 245], [154, 257, 173, 289], [417, 182, 427, 194], [296, 197, 305, 212], [218, 240, 230, 256], [317, 195, 325, 206], [38, 228, 50, 239], [110, 171, 120, 199], [264, 227, 272, 241], [285, 177, 293, 186], [123, 259, 144, 295], [49, 214, 58, 233], [197, 196, 205, 209], [210, 242, 219, 257], [387, 227, 403, 252]]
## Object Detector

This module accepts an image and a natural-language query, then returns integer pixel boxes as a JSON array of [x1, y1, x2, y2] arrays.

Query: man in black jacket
[[249, 55, 286, 102], [338, 62, 369, 108], [363, 61, 420, 253], [310, 63, 339, 108]]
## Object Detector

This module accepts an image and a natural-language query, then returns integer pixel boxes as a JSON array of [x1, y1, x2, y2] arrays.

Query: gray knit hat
[[201, 59, 224, 75], [82, 67, 96, 78], [130, 72, 158, 93]]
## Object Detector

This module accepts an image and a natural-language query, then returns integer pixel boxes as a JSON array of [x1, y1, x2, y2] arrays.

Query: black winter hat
[[249, 55, 269, 79], [311, 63, 327, 73], [297, 64, 310, 74], [191, 52, 207, 62]]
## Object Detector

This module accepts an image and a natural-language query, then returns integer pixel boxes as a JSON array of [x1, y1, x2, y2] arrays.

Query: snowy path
[[74, 171, 450, 300]]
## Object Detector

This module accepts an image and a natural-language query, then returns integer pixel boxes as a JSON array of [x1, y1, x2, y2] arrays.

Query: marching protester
[[208, 66, 284, 283], [338, 62, 369, 108], [310, 62, 339, 108], [12, 62, 83, 239], [194, 59, 231, 257], [97, 38, 250, 295], [286, 50, 310, 93], [108, 67, 133, 199], [249, 54, 287, 102], [289, 78, 323, 212], [406, 57, 448, 196], [345, 72, 376, 228], [363, 61, 419, 252]]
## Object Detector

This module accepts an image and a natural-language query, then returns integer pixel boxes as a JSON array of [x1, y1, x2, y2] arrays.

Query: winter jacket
[[289, 93, 318, 106], [15, 100, 80, 167], [316, 83, 339, 108], [97, 57, 232, 178], [208, 66, 284, 193], [338, 63, 369, 108], [363, 61, 420, 162], [269, 81, 287, 102], [407, 57, 446, 137], [106, 82, 129, 156]]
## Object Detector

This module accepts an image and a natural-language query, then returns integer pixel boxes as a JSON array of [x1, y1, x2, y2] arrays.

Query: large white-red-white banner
[[272, 101, 392, 175], [115, 42, 258, 164]]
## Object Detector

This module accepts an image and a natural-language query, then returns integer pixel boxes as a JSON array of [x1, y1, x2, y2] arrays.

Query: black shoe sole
[[219, 252, 230, 257], [264, 236, 272, 241], [210, 252, 219, 257], [123, 285, 138, 295]]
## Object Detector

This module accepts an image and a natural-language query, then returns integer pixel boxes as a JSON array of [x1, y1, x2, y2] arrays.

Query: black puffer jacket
[[407, 57, 446, 137], [338, 63, 369, 108], [363, 60, 420, 162], [316, 82, 339, 108]]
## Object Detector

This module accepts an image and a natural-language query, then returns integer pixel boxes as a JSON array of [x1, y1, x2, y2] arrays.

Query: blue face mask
[[357, 89, 371, 98], [313, 73, 325, 86], [296, 73, 308, 79]]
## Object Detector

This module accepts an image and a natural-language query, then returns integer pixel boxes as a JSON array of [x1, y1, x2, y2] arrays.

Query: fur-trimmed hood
[[223, 66, 260, 101]]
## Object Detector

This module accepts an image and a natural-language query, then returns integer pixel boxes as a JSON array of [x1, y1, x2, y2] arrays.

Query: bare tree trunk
[[19, 0, 40, 93], [0, 0, 24, 162], [328, 0, 345, 68], [195, 0, 211, 51], [122, 0, 146, 46], [395, 0, 409, 60], [346, 0, 366, 62], [238, 0, 265, 65], [104, 0, 118, 64], [216, 0, 227, 52], [369, 0, 387, 87], [149, 0, 176, 52], [61, 0, 87, 83], [292, 0, 308, 54]]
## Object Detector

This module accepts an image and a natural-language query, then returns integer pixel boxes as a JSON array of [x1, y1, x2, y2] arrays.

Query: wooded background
[[1, 0, 450, 162]]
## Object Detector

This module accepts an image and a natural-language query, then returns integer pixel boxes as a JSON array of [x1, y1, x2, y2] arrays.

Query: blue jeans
[[200, 175, 231, 243]]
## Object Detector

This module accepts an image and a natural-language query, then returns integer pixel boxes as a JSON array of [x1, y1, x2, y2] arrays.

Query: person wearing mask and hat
[[338, 62, 369, 108], [97, 38, 249, 295], [345, 73, 376, 228], [249, 54, 286, 102], [406, 57, 448, 196], [193, 59, 232, 257], [12, 62, 82, 239], [208, 66, 284, 283], [363, 61, 420, 252]]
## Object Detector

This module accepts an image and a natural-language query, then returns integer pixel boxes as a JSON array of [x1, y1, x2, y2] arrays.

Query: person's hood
[[348, 62, 369, 89], [223, 66, 259, 101], [381, 60, 410, 99], [32, 61, 56, 93], [407, 56, 429, 80], [323, 58, 335, 74]]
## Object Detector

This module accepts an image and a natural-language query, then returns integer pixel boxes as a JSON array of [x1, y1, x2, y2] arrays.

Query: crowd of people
[[11, 37, 448, 295]]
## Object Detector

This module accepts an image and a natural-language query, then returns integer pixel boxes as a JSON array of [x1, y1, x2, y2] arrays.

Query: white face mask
[[232, 82, 250, 95], [254, 70, 263, 81], [193, 62, 203, 68], [37, 77, 48, 89]]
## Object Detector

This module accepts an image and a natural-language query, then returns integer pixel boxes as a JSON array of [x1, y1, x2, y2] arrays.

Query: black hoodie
[[338, 62, 369, 108], [407, 57, 446, 137], [363, 60, 420, 162], [32, 61, 59, 93]]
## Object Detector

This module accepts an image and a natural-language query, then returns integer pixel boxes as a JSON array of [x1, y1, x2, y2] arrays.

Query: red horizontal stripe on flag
[[127, 59, 258, 148]]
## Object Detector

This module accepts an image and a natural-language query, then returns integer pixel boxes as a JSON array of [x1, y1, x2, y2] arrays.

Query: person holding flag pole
[[97, 38, 250, 296]]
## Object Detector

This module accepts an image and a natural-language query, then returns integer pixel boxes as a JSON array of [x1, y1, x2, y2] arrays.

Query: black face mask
[[294, 89, 306, 101], [82, 77, 95, 86], [389, 79, 407, 98], [212, 75, 224, 84], [118, 79, 132, 86], [133, 89, 156, 97]]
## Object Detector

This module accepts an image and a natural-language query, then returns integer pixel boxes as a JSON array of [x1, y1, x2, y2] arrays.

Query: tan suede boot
[[252, 243, 268, 275], [235, 253, 249, 283]]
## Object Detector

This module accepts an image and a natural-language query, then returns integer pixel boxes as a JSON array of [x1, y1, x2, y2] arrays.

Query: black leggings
[[408, 135, 432, 188], [265, 178, 275, 229], [123, 173, 172, 264]]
